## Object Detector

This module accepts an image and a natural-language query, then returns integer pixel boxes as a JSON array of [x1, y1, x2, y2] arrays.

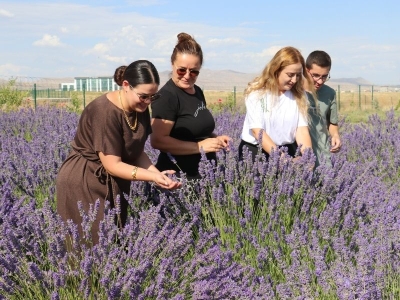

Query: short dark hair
[[113, 60, 160, 87], [306, 50, 332, 69]]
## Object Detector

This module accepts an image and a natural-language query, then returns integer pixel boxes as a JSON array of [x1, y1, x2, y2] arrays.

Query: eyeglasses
[[176, 67, 200, 77], [309, 72, 330, 82], [129, 85, 161, 103]]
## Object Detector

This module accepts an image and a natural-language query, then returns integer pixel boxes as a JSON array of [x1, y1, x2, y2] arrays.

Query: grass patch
[[340, 109, 400, 123]]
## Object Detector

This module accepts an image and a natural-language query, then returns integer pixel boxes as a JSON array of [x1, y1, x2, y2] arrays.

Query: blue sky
[[1, 0, 399, 85]]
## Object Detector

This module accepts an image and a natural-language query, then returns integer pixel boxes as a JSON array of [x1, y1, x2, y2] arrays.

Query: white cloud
[[153, 37, 175, 52], [212, 46, 282, 68], [0, 9, 14, 18], [201, 45, 291, 73], [0, 63, 25, 76], [207, 37, 246, 46], [2, 1, 396, 84], [358, 44, 398, 52], [93, 43, 110, 54], [135, 39, 146, 47], [125, 0, 166, 6], [148, 57, 167, 65], [0, 2, 260, 76], [103, 55, 127, 64], [83, 43, 126, 64], [119, 25, 146, 47], [259, 46, 283, 57], [33, 34, 63, 47], [238, 21, 266, 26]]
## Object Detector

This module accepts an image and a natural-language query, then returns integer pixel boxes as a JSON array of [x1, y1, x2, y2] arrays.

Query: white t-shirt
[[241, 90, 308, 145]]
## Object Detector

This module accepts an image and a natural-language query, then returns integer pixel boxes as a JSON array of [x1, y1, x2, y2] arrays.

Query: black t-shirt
[[151, 79, 216, 178]]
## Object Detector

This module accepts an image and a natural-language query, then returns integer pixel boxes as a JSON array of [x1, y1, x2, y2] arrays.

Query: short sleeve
[[298, 92, 309, 127], [72, 96, 149, 165], [329, 94, 339, 125], [298, 111, 308, 127], [245, 92, 265, 129], [96, 109, 124, 156], [74, 98, 124, 157], [151, 89, 178, 121]]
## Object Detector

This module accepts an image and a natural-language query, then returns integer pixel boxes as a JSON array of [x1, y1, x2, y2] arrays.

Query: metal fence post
[[82, 83, 86, 108], [372, 85, 374, 108], [233, 86, 236, 107], [33, 83, 37, 110], [358, 85, 361, 110]]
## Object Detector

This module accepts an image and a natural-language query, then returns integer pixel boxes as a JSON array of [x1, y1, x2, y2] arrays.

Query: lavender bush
[[0, 190, 267, 299], [0, 107, 78, 206], [0, 106, 399, 299]]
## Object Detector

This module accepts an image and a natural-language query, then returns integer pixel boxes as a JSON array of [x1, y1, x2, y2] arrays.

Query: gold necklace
[[119, 90, 137, 131]]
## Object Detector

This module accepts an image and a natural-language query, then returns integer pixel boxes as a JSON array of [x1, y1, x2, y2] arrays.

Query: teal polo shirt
[[308, 84, 338, 166]]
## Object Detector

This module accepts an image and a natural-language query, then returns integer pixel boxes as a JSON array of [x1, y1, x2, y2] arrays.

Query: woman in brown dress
[[56, 60, 181, 245]]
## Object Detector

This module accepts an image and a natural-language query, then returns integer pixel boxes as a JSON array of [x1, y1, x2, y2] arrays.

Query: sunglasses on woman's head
[[176, 67, 200, 77]]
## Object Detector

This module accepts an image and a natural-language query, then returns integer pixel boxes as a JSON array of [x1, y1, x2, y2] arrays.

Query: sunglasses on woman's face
[[130, 85, 161, 103], [176, 67, 200, 77]]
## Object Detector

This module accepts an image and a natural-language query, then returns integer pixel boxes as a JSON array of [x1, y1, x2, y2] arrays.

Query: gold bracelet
[[131, 166, 138, 180]]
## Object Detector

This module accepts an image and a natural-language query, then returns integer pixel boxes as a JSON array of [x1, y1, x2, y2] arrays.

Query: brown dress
[[56, 94, 151, 245]]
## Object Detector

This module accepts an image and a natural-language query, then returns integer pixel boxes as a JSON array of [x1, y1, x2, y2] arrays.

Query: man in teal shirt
[[306, 50, 342, 166]]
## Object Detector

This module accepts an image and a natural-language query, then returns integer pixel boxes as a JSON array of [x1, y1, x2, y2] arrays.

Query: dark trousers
[[238, 139, 298, 162]]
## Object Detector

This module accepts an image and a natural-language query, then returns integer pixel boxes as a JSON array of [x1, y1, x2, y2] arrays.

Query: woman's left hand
[[154, 170, 182, 190]]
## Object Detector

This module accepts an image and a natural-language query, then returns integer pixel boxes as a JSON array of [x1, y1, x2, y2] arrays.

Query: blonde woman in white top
[[239, 46, 315, 161]]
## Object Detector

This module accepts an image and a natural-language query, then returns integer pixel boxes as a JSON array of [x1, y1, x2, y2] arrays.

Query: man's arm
[[328, 123, 341, 152], [328, 91, 341, 153]]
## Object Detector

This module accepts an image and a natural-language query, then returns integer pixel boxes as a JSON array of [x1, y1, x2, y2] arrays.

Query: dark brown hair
[[171, 32, 203, 66], [306, 50, 332, 69], [114, 60, 160, 87]]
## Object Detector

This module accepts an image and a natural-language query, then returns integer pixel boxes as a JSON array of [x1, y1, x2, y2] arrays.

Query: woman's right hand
[[197, 138, 226, 153]]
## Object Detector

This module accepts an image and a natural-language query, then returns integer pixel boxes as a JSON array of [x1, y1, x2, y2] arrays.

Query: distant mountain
[[0, 76, 75, 90], [4, 71, 392, 92], [160, 69, 382, 91], [159, 69, 257, 91], [328, 77, 372, 86], [326, 77, 378, 91]]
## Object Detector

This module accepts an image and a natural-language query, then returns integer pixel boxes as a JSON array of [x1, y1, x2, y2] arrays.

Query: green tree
[[0, 78, 29, 109]]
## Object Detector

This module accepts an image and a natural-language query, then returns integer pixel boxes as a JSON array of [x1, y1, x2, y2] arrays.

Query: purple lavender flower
[[0, 105, 399, 298]]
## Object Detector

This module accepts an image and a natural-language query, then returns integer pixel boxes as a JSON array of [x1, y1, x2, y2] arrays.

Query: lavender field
[[0, 106, 399, 299]]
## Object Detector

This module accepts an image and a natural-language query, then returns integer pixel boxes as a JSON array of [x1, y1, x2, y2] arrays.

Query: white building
[[60, 76, 118, 92]]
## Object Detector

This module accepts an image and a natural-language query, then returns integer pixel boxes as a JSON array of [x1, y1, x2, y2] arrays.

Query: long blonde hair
[[245, 46, 316, 119]]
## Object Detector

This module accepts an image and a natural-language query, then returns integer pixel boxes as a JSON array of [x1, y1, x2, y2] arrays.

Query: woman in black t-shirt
[[151, 32, 231, 179]]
